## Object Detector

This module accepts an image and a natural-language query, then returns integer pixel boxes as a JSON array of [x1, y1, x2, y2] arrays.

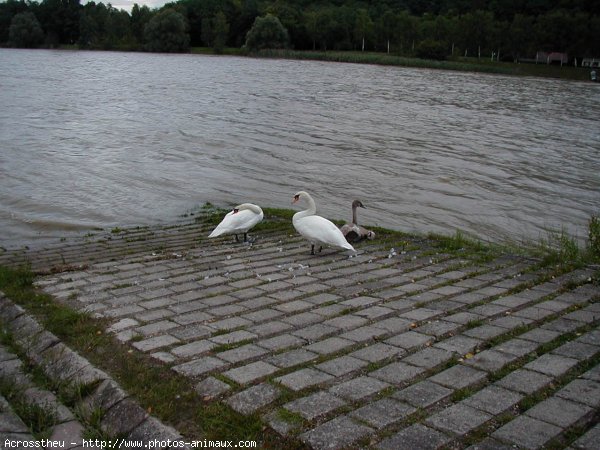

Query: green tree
[[266, 1, 304, 49], [353, 8, 372, 51], [144, 8, 190, 52], [377, 9, 396, 53], [131, 4, 153, 45], [415, 38, 447, 60], [456, 10, 495, 57], [231, 0, 258, 46], [584, 15, 600, 56], [507, 14, 534, 60], [8, 11, 44, 48], [212, 11, 229, 53], [534, 9, 588, 55], [37, 0, 81, 46], [104, 7, 133, 49], [201, 17, 212, 46], [0, 0, 30, 43], [244, 14, 288, 51], [305, 7, 338, 51], [78, 7, 100, 48], [395, 10, 418, 54], [304, 9, 319, 50]]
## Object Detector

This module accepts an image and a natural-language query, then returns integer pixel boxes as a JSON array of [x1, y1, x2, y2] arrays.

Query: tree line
[[1, 0, 599, 60]]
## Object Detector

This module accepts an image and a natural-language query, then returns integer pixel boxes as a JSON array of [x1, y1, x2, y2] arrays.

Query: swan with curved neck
[[340, 199, 376, 243], [292, 191, 355, 255], [208, 203, 263, 242]]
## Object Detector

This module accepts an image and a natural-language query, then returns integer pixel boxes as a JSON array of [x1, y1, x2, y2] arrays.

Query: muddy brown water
[[1, 49, 599, 247]]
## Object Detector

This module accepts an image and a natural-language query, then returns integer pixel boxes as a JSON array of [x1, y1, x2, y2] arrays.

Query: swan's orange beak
[[292, 194, 300, 204]]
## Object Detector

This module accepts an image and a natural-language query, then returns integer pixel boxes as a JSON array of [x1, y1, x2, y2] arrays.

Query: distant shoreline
[[48, 45, 594, 81], [198, 48, 594, 82]]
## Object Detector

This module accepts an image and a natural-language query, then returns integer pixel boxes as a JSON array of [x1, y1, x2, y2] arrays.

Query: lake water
[[1, 49, 599, 248]]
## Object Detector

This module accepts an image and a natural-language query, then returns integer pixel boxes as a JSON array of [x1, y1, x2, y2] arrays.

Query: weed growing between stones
[[589, 215, 600, 261]]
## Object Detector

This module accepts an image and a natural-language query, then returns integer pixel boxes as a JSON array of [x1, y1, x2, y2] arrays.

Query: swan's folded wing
[[296, 216, 355, 250], [208, 210, 235, 237]]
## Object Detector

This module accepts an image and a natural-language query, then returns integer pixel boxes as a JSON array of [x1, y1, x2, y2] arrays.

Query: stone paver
[[461, 385, 523, 415], [495, 369, 554, 394], [275, 368, 333, 391], [330, 375, 390, 399], [426, 403, 492, 436], [223, 361, 278, 385], [284, 391, 347, 420], [492, 415, 563, 449], [350, 398, 416, 429], [195, 376, 231, 399], [0, 296, 183, 448], [377, 423, 452, 450], [556, 379, 600, 407], [371, 361, 426, 385], [571, 423, 600, 449], [300, 415, 373, 450], [2, 218, 599, 450], [429, 365, 488, 390], [525, 396, 593, 428], [393, 380, 453, 408], [315, 355, 368, 376], [225, 383, 280, 415], [524, 353, 580, 377]]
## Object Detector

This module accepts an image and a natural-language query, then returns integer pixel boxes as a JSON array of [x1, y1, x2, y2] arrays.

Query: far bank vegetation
[[1, 0, 598, 71]]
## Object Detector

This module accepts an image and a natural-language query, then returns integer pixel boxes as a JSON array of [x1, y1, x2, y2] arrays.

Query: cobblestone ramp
[[1, 219, 600, 449], [0, 294, 185, 449]]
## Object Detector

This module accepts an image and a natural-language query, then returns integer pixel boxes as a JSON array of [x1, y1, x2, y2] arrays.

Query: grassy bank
[[255, 49, 593, 81], [188, 47, 594, 81], [55, 45, 594, 81]]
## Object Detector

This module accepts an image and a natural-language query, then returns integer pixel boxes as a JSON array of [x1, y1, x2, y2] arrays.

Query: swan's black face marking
[[292, 194, 300, 203], [233, 208, 239, 214]]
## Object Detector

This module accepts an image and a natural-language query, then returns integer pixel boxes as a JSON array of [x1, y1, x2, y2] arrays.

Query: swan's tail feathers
[[343, 242, 356, 252], [208, 228, 223, 238]]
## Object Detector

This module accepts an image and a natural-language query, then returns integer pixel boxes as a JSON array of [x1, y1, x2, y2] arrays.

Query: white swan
[[208, 203, 263, 242], [340, 199, 376, 243], [292, 191, 355, 255]]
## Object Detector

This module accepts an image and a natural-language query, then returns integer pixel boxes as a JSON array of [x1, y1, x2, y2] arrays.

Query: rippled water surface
[[1, 49, 599, 247]]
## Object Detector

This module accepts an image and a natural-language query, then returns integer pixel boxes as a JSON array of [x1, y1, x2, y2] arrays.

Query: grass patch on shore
[[251, 49, 592, 81], [60, 45, 591, 81], [192, 203, 598, 270]]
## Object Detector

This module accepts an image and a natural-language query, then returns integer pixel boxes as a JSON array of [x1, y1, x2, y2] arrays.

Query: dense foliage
[[0, 0, 598, 59], [144, 7, 189, 52], [244, 13, 288, 50], [8, 11, 44, 47]]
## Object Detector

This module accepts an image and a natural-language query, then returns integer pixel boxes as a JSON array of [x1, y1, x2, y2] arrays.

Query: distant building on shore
[[518, 51, 570, 65], [535, 51, 569, 65], [581, 58, 600, 68]]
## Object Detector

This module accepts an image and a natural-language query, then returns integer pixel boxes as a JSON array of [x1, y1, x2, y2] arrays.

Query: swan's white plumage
[[208, 203, 263, 240], [292, 191, 355, 253], [295, 215, 355, 250]]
